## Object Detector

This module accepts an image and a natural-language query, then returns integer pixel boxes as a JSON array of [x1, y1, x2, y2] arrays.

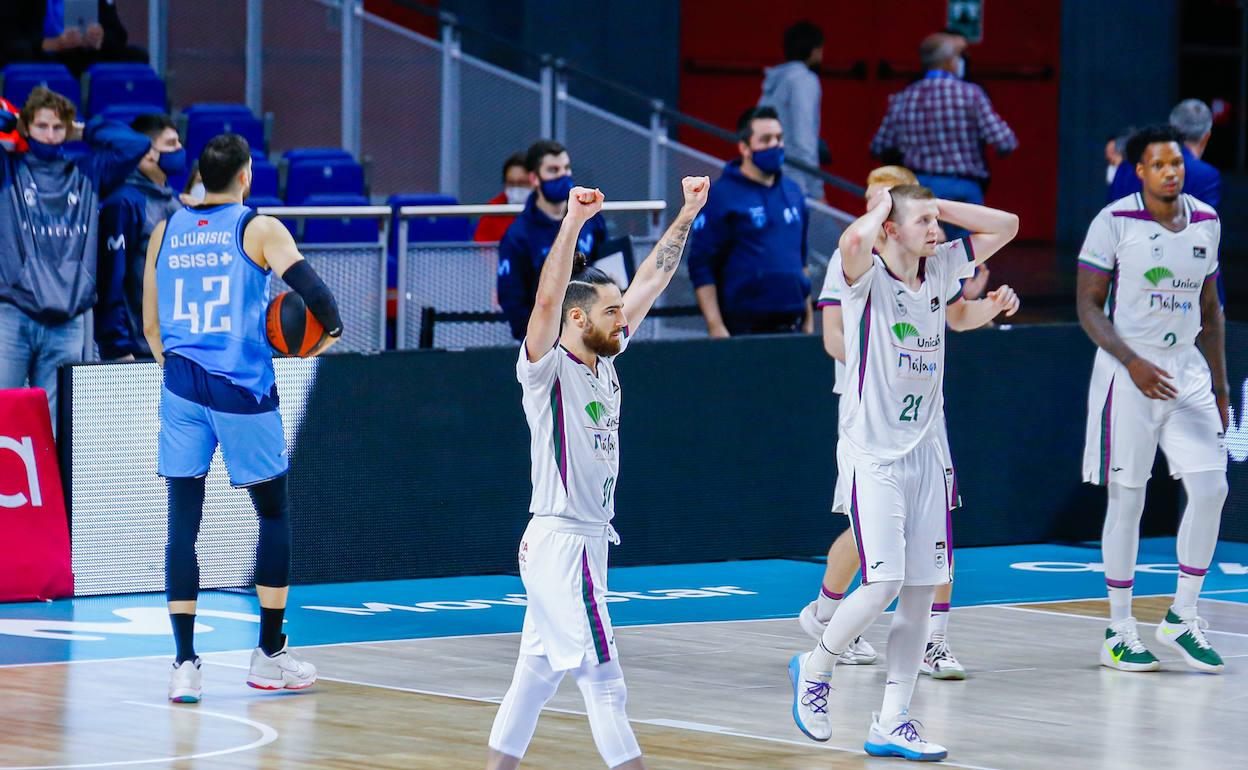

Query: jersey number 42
[[173, 276, 233, 334]]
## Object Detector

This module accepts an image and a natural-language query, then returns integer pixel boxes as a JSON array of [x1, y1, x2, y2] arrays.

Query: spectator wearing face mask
[[0, 86, 150, 418], [496, 139, 608, 341], [474, 152, 532, 243], [870, 33, 1017, 240], [94, 113, 185, 361]]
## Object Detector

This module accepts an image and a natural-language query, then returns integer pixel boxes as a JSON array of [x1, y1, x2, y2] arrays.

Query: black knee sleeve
[[249, 475, 291, 588], [165, 476, 207, 602]]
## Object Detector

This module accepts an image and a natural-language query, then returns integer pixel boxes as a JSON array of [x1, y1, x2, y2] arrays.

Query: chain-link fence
[[269, 243, 386, 353], [459, 56, 543, 206]]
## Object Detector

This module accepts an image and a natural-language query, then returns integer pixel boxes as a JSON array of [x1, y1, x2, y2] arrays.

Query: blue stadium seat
[[285, 157, 364, 205], [185, 112, 264, 162], [244, 196, 297, 237], [302, 194, 380, 244], [387, 193, 472, 244], [282, 147, 354, 163], [2, 64, 80, 110], [250, 156, 279, 199], [183, 103, 253, 118], [85, 65, 165, 117], [99, 103, 162, 126], [86, 63, 156, 78]]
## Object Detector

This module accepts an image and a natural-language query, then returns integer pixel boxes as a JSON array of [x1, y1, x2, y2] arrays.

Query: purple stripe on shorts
[[931, 602, 951, 613], [821, 585, 845, 600], [1105, 577, 1134, 589], [581, 548, 611, 664], [849, 474, 869, 585], [1179, 564, 1209, 577]]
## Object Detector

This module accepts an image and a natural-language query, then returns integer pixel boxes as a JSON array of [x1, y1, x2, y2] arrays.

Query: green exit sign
[[947, 0, 984, 43]]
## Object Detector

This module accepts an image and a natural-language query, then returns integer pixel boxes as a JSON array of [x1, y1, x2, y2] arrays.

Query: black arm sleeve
[[281, 260, 343, 338]]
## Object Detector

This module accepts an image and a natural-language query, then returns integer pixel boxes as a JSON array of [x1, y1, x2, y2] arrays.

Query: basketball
[[266, 291, 326, 357]]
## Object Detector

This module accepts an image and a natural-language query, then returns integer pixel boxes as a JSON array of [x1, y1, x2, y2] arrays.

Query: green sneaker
[[1099, 618, 1160, 672], [1155, 609, 1224, 673]]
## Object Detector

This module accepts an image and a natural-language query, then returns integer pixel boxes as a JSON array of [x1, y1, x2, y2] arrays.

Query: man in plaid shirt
[[870, 33, 1017, 239]]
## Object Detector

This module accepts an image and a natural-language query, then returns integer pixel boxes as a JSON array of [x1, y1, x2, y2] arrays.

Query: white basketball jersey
[[821, 248, 966, 396], [1078, 193, 1220, 350], [837, 240, 977, 461], [518, 333, 630, 524]]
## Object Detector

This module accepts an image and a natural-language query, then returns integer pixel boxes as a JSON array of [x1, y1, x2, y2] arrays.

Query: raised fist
[[681, 176, 710, 212], [567, 186, 604, 221]]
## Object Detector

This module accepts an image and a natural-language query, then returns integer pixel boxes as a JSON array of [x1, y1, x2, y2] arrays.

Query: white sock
[[809, 580, 902, 672], [928, 603, 950, 642], [816, 584, 844, 622], [880, 585, 936, 723], [572, 658, 642, 768], [1102, 483, 1146, 623], [1174, 471, 1228, 615], [488, 653, 565, 760]]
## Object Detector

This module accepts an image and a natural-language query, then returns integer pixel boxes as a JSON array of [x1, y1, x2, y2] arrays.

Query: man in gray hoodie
[[759, 20, 825, 201]]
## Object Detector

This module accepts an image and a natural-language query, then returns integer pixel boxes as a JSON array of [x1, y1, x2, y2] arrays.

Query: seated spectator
[[474, 152, 531, 242], [0, 3, 46, 70], [95, 113, 183, 361], [42, 0, 148, 77], [0, 86, 150, 419], [689, 105, 811, 337], [497, 139, 607, 341]]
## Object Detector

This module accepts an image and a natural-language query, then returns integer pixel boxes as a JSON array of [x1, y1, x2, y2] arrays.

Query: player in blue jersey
[[141, 134, 343, 703]]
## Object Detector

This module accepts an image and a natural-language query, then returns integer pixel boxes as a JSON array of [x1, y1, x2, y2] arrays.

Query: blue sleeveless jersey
[[156, 203, 274, 401]]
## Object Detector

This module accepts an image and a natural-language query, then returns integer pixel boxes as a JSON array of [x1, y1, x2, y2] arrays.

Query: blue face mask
[[751, 145, 785, 175], [539, 174, 574, 204], [158, 147, 187, 176], [26, 138, 65, 162]]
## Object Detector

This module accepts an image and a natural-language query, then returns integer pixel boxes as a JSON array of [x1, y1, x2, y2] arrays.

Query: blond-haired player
[[799, 166, 1016, 681], [486, 178, 710, 770], [790, 184, 1018, 759]]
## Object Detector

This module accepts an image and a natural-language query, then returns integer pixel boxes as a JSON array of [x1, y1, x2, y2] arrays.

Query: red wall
[[678, 0, 1060, 240]]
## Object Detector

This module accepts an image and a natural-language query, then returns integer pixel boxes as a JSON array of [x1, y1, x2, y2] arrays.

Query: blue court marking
[[1, 539, 1245, 666]]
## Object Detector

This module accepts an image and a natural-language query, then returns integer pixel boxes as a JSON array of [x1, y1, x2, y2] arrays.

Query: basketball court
[[3, 538, 1245, 769]]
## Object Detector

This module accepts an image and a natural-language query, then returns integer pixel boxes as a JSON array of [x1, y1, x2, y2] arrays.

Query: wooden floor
[[2, 597, 1245, 769]]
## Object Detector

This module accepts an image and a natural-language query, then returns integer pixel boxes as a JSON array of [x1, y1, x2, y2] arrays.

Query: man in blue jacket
[[497, 139, 607, 341], [95, 113, 184, 361], [689, 106, 812, 337], [0, 86, 151, 418]]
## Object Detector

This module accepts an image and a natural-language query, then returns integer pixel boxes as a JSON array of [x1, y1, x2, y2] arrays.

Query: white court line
[[202, 661, 1004, 770], [989, 604, 1248, 638], [1, 700, 277, 770], [2, 588, 1244, 671]]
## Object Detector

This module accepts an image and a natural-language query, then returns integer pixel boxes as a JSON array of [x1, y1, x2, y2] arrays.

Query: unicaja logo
[[892, 322, 919, 343], [1144, 267, 1173, 287], [0, 436, 42, 508]]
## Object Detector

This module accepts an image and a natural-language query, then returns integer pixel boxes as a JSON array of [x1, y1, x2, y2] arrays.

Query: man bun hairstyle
[[198, 133, 251, 193], [563, 252, 614, 319], [1126, 124, 1182, 167], [886, 184, 935, 221]]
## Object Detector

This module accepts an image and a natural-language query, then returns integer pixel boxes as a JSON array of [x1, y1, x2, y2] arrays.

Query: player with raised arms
[[142, 133, 342, 703], [1076, 124, 1229, 674], [789, 184, 1018, 760], [485, 177, 709, 770]]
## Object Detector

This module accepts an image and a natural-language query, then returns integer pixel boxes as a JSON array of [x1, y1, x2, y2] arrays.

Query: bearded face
[[581, 316, 622, 357]]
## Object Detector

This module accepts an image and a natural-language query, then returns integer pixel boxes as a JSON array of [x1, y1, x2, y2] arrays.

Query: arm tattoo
[[654, 220, 692, 273]]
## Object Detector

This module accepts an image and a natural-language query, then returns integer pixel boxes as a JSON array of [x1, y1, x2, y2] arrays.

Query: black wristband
[[282, 260, 343, 338]]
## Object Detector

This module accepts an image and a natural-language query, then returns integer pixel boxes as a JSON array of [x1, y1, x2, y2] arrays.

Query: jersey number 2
[[173, 276, 232, 334], [900, 394, 924, 422]]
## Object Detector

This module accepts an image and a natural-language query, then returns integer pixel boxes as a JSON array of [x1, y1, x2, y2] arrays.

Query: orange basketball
[[266, 291, 327, 357]]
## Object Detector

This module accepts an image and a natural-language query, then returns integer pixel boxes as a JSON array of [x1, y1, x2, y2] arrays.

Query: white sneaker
[[920, 638, 966, 680], [247, 640, 317, 691], [864, 711, 948, 761], [797, 601, 877, 665], [1155, 608, 1225, 673], [168, 658, 202, 703], [787, 651, 832, 742]]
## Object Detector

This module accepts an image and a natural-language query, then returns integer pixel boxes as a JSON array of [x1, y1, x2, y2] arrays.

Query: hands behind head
[[567, 186, 604, 221], [868, 186, 893, 214], [987, 284, 1019, 317], [681, 176, 711, 212]]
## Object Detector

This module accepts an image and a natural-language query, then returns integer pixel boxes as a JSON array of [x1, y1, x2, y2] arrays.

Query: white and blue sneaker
[[168, 658, 202, 703], [865, 711, 947, 761], [246, 640, 317, 691], [788, 651, 832, 742]]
